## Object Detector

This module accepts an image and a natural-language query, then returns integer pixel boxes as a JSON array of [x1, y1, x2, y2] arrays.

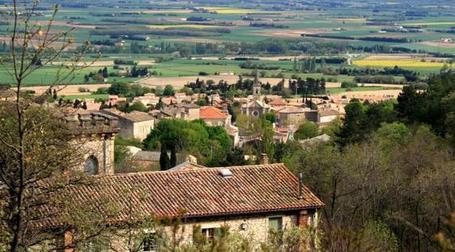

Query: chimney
[[259, 153, 269, 165], [298, 172, 304, 199]]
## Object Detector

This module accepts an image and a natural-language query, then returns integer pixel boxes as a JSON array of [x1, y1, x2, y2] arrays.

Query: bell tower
[[252, 69, 261, 97]]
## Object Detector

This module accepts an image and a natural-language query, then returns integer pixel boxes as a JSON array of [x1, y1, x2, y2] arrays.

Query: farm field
[[62, 94, 110, 101], [352, 54, 450, 72], [20, 84, 111, 96], [0, 0, 453, 96], [327, 86, 402, 95], [353, 59, 446, 71]]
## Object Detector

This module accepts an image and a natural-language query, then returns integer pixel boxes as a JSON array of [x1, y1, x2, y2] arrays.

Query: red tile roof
[[269, 98, 287, 106], [36, 163, 323, 228], [199, 106, 227, 120]]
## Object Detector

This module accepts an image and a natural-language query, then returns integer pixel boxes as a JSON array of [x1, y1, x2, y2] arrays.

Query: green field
[[62, 94, 109, 100], [326, 86, 399, 94], [0, 0, 453, 88]]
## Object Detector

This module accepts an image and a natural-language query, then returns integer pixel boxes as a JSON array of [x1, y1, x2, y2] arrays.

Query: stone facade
[[101, 109, 155, 141], [64, 112, 119, 175], [64, 210, 319, 251], [74, 136, 115, 175], [241, 100, 271, 117], [276, 107, 307, 128]]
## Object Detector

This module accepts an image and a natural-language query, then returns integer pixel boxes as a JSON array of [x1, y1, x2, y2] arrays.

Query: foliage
[[337, 99, 396, 145], [294, 121, 319, 140], [163, 85, 175, 97], [285, 124, 455, 251], [396, 71, 455, 146], [341, 81, 358, 89], [124, 101, 149, 113], [436, 212, 455, 252], [108, 83, 153, 98], [143, 119, 231, 169]]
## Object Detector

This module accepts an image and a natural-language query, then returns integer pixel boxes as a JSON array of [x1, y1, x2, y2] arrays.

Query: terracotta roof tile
[[37, 163, 323, 228], [269, 99, 287, 106], [199, 106, 227, 120]]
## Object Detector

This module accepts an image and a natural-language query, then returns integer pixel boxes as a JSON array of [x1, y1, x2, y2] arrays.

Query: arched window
[[84, 155, 99, 175]]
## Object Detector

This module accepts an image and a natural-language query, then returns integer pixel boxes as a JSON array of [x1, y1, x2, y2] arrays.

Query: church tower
[[252, 69, 261, 97]]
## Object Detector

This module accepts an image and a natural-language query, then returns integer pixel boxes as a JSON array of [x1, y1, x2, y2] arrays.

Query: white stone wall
[[319, 115, 338, 124], [132, 120, 155, 141], [186, 108, 200, 121]]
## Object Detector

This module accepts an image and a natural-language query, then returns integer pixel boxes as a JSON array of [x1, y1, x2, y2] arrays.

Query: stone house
[[199, 106, 230, 127], [63, 112, 119, 175], [101, 109, 155, 141], [106, 95, 127, 106], [199, 106, 240, 147], [174, 92, 191, 103], [275, 106, 308, 128], [132, 93, 161, 107], [159, 103, 200, 121], [159, 103, 199, 121], [304, 109, 340, 126], [43, 163, 324, 251], [318, 109, 340, 125]]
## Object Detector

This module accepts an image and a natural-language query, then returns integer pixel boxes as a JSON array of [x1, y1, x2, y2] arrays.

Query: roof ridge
[[101, 163, 287, 178]]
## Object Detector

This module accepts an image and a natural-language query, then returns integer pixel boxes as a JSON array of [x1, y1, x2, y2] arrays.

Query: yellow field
[[148, 24, 222, 29], [201, 7, 261, 14], [353, 59, 446, 68]]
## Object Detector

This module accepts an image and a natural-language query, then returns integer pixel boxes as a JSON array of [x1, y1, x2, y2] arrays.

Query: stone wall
[[278, 113, 306, 127], [132, 120, 155, 141], [74, 135, 115, 175], [93, 211, 319, 251], [65, 112, 118, 175]]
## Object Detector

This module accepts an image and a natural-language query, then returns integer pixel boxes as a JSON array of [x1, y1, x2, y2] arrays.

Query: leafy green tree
[[341, 81, 358, 89], [294, 121, 319, 140], [108, 82, 130, 96], [264, 112, 276, 124], [338, 100, 395, 146], [125, 101, 148, 113], [163, 85, 175, 97], [143, 120, 232, 168]]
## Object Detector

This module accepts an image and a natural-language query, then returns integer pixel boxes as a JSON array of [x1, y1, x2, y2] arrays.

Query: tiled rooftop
[[36, 163, 323, 228]]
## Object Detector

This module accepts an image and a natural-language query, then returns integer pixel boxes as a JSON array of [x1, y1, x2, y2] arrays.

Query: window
[[84, 155, 99, 175], [142, 233, 157, 252], [201, 228, 222, 241], [269, 217, 283, 232]]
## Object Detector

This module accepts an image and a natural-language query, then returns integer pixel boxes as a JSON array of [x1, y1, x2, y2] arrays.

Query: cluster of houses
[[57, 80, 339, 175], [89, 80, 341, 146], [31, 108, 325, 251], [0, 80, 334, 251]]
